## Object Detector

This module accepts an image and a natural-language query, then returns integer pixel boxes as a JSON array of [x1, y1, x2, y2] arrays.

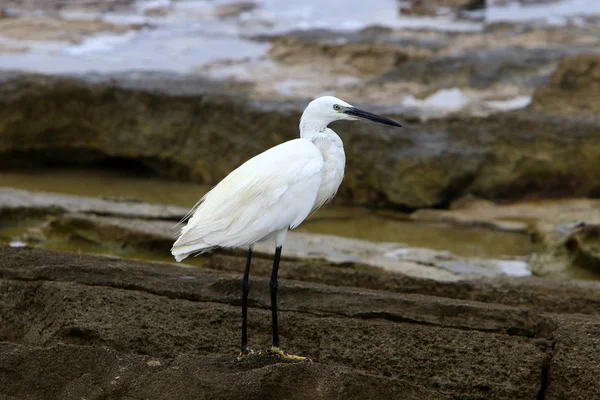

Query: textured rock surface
[[0, 188, 530, 280], [0, 343, 449, 400], [400, 0, 484, 15], [1, 246, 600, 399], [269, 36, 409, 76], [2, 73, 600, 208], [412, 197, 600, 278], [530, 54, 600, 118], [544, 316, 600, 400]]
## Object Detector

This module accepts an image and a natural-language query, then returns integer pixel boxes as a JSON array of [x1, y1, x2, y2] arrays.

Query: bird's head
[[300, 96, 402, 134]]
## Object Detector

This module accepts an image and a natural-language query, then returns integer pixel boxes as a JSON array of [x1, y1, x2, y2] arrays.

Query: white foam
[[65, 31, 138, 56], [275, 79, 309, 95], [403, 88, 468, 111], [486, 0, 600, 25], [494, 260, 531, 277], [9, 240, 27, 248], [137, 0, 172, 13], [485, 96, 532, 111], [243, 0, 482, 33]]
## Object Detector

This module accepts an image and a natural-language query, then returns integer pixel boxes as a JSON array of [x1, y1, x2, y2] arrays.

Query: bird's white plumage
[[170, 95, 394, 262], [171, 95, 401, 358], [172, 138, 324, 261]]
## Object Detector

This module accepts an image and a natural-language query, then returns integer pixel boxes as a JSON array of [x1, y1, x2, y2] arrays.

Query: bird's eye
[[333, 104, 341, 111]]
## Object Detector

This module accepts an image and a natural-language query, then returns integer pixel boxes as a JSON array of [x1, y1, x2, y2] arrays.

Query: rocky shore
[[2, 245, 600, 399], [1, 59, 600, 209], [2, 1, 600, 399]]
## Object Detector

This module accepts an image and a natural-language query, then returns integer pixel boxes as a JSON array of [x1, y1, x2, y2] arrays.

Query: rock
[[411, 197, 600, 279], [544, 315, 600, 400], [400, 0, 484, 16], [214, 1, 257, 18], [4, 245, 600, 315], [228, 24, 600, 108], [0, 188, 187, 220], [6, 246, 592, 399], [0, 186, 530, 280], [269, 36, 409, 76], [2, 73, 600, 208], [492, 0, 563, 5], [41, 212, 530, 280], [530, 54, 600, 118], [1, 343, 448, 400], [2, 0, 135, 13], [376, 46, 581, 91], [0, 16, 139, 44], [564, 224, 600, 274], [2, 246, 600, 398]]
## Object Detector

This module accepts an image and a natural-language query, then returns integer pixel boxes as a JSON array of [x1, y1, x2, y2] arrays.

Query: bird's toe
[[235, 348, 255, 362], [268, 346, 311, 361]]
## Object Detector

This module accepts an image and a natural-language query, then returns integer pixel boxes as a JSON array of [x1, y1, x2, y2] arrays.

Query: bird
[[171, 95, 402, 360]]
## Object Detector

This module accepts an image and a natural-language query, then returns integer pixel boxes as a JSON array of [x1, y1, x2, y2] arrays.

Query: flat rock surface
[[0, 188, 188, 219], [1, 246, 600, 399], [1, 343, 448, 400], [0, 188, 533, 280]]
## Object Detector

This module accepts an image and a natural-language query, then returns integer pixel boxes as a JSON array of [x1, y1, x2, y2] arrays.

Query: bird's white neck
[[299, 115, 329, 139]]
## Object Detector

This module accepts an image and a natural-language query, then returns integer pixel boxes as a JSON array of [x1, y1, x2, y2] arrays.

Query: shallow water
[[298, 216, 531, 259], [0, 167, 533, 259], [0, 168, 210, 208]]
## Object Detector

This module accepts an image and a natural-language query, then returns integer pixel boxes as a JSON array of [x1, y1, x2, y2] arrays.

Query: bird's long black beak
[[344, 107, 402, 128]]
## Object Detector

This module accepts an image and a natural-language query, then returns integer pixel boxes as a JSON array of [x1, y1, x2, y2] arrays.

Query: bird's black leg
[[240, 247, 253, 355], [266, 246, 306, 361], [269, 246, 282, 348]]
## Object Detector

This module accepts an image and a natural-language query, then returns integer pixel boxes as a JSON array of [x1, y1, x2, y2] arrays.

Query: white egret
[[171, 96, 402, 360]]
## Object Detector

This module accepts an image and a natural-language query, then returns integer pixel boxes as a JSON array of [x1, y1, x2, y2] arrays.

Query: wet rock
[[20, 210, 507, 280], [530, 54, 600, 118], [0, 188, 533, 280], [411, 196, 600, 279], [2, 73, 600, 208]]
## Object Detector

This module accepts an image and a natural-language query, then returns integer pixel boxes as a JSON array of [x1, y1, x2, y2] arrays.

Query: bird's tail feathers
[[170, 195, 209, 236], [171, 242, 213, 262]]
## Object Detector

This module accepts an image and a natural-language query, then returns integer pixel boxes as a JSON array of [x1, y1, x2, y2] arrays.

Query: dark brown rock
[[0, 343, 448, 400], [2, 246, 600, 399], [544, 315, 600, 400]]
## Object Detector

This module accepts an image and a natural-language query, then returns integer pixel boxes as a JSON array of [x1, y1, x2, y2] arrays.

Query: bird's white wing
[[172, 139, 323, 258]]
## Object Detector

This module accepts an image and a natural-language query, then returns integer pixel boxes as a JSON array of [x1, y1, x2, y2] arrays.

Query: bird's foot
[[267, 346, 310, 361], [235, 348, 255, 362]]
